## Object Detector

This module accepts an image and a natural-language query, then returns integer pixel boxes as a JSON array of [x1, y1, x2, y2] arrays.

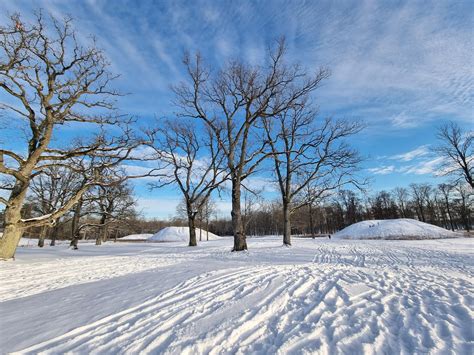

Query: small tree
[[263, 102, 363, 245], [93, 179, 136, 245], [392, 187, 410, 218], [453, 183, 472, 231], [147, 120, 226, 246], [28, 166, 81, 246]]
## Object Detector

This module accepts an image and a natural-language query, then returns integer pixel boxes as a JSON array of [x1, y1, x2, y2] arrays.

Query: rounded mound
[[120, 234, 153, 240], [333, 219, 460, 240], [148, 227, 220, 242]]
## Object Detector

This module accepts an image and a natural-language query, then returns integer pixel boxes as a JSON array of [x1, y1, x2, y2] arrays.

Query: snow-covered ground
[[333, 218, 461, 240], [1, 237, 472, 354]]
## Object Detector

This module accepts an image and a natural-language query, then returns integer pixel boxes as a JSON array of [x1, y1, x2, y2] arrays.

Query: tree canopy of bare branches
[[0, 13, 139, 259], [263, 102, 364, 245], [174, 38, 330, 251], [433, 122, 473, 188], [146, 120, 227, 246]]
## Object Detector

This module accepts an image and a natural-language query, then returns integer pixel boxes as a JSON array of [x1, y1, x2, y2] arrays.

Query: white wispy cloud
[[389, 145, 430, 162], [367, 165, 395, 175], [401, 157, 445, 176]]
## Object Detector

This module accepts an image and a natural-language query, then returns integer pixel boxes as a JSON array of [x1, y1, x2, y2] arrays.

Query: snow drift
[[120, 234, 153, 240], [333, 218, 460, 240], [149, 226, 220, 242]]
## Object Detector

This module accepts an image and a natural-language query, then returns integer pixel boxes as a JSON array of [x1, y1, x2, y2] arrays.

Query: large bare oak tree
[[174, 40, 328, 251], [0, 13, 137, 259]]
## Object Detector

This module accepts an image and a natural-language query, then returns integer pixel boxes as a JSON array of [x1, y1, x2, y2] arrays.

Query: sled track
[[18, 263, 473, 354]]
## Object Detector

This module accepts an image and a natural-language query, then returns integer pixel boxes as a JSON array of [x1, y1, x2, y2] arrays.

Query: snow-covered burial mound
[[149, 226, 220, 242], [333, 218, 461, 240], [120, 234, 153, 240]]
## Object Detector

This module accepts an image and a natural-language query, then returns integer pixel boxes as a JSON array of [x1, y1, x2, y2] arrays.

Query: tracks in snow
[[311, 243, 472, 275], [0, 255, 179, 301], [18, 263, 473, 354]]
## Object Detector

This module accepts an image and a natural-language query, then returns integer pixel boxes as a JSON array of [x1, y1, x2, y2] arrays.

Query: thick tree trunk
[[1, 200, 25, 259], [231, 179, 247, 251], [0, 181, 29, 259], [38, 225, 48, 247], [282, 201, 291, 246], [50, 224, 59, 246], [187, 214, 197, 247], [70, 200, 83, 249], [96, 214, 107, 246], [0, 222, 23, 260], [70, 231, 80, 250]]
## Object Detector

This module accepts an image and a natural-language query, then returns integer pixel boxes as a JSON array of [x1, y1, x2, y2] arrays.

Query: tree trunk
[[199, 219, 202, 242], [0, 222, 23, 260], [96, 214, 107, 246], [419, 205, 426, 222], [282, 201, 291, 246], [70, 230, 80, 250], [309, 203, 315, 239], [0, 182, 29, 260], [231, 179, 247, 251], [50, 223, 59, 246], [445, 199, 455, 231], [70, 199, 83, 249], [38, 225, 48, 247], [187, 214, 197, 247], [206, 218, 209, 241]]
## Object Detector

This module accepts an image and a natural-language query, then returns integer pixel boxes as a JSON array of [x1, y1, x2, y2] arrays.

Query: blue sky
[[1, 0, 473, 218]]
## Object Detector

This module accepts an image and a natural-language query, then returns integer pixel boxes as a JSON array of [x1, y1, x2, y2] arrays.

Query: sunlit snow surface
[[1, 237, 472, 354]]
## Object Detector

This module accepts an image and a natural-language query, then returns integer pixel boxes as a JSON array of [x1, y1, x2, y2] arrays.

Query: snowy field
[[1, 237, 473, 354]]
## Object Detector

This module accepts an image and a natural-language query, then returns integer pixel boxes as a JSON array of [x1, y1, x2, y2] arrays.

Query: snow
[[1, 237, 472, 353], [17, 237, 70, 247], [120, 233, 153, 240], [333, 218, 461, 240], [149, 226, 220, 242]]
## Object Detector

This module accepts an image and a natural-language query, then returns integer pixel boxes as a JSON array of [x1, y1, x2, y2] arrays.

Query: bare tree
[[437, 183, 455, 231], [92, 179, 136, 245], [433, 122, 473, 188], [393, 187, 410, 218], [263, 101, 363, 245], [453, 183, 472, 232], [199, 196, 216, 241], [147, 120, 226, 246], [174, 39, 329, 251], [410, 183, 433, 222], [28, 166, 81, 246], [0, 13, 139, 259]]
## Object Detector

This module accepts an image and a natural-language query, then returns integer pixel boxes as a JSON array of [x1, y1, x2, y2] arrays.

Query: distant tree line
[[205, 181, 472, 236]]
